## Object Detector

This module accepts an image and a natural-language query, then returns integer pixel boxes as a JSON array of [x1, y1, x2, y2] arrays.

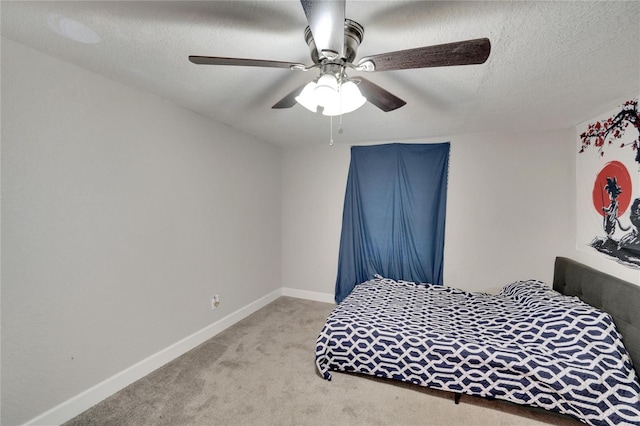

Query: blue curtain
[[334, 143, 450, 303]]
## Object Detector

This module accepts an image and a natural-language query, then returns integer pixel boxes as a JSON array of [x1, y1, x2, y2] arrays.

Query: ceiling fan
[[189, 0, 491, 116]]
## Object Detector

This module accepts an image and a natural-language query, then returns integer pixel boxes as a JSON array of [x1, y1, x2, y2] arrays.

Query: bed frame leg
[[454, 393, 461, 405]]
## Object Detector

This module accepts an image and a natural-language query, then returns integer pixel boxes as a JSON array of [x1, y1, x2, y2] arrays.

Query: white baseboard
[[282, 287, 335, 304], [23, 288, 283, 426]]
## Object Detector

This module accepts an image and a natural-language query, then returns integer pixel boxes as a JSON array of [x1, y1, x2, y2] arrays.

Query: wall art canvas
[[576, 96, 640, 269]]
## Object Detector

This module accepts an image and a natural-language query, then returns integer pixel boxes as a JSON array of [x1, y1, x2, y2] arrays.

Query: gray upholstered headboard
[[553, 257, 640, 376]]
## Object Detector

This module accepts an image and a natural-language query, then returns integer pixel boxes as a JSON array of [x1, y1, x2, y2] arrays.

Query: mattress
[[315, 276, 640, 426]]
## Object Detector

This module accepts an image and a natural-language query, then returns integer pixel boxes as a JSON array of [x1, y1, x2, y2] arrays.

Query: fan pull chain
[[329, 116, 334, 146], [338, 77, 344, 134]]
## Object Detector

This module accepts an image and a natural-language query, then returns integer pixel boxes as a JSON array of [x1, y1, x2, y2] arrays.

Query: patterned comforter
[[315, 276, 640, 425]]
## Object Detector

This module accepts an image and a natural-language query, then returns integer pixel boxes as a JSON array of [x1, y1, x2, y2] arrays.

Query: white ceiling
[[2, 1, 639, 147]]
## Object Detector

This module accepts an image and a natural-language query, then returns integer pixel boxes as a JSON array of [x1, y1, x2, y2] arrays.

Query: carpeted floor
[[65, 297, 582, 425]]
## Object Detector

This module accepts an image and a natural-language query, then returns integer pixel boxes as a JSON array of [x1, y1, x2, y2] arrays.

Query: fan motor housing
[[305, 19, 364, 64]]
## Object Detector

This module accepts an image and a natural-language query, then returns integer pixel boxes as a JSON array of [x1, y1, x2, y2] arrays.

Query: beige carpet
[[65, 297, 582, 425]]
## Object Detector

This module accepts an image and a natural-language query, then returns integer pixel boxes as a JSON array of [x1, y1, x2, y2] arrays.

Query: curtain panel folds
[[335, 143, 450, 303]]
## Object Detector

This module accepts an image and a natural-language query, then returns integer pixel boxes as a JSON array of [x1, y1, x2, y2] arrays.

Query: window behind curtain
[[334, 143, 450, 303]]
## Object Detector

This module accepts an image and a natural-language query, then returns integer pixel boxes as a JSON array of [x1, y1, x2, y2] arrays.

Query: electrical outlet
[[211, 294, 220, 310]]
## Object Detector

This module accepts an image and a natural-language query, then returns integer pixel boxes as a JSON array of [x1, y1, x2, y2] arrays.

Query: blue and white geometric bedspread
[[315, 276, 640, 426]]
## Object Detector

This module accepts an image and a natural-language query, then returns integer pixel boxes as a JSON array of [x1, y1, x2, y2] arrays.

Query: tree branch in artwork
[[578, 98, 640, 164]]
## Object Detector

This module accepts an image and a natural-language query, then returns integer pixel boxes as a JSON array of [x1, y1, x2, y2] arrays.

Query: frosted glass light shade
[[322, 80, 367, 116], [295, 81, 318, 112], [314, 73, 339, 107]]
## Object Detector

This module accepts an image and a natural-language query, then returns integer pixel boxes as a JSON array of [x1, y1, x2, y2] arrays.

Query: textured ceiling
[[2, 1, 639, 147]]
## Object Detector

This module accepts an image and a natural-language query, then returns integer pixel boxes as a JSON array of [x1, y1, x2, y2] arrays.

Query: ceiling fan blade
[[189, 56, 306, 69], [272, 84, 307, 109], [300, 0, 345, 60], [356, 77, 406, 112], [357, 38, 491, 72]]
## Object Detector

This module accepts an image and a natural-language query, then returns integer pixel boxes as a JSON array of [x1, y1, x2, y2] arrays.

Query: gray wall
[[280, 128, 639, 295], [1, 39, 282, 425], [282, 130, 576, 295], [282, 128, 640, 294]]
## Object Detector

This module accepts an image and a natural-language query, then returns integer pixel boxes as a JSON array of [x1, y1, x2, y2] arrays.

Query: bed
[[315, 257, 640, 426]]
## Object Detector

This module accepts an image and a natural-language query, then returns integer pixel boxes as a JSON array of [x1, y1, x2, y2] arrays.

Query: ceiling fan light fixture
[[322, 80, 367, 116], [342, 80, 367, 112], [314, 73, 339, 107], [295, 81, 319, 112]]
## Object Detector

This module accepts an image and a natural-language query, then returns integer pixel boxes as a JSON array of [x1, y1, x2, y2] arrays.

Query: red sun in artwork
[[592, 161, 632, 217]]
